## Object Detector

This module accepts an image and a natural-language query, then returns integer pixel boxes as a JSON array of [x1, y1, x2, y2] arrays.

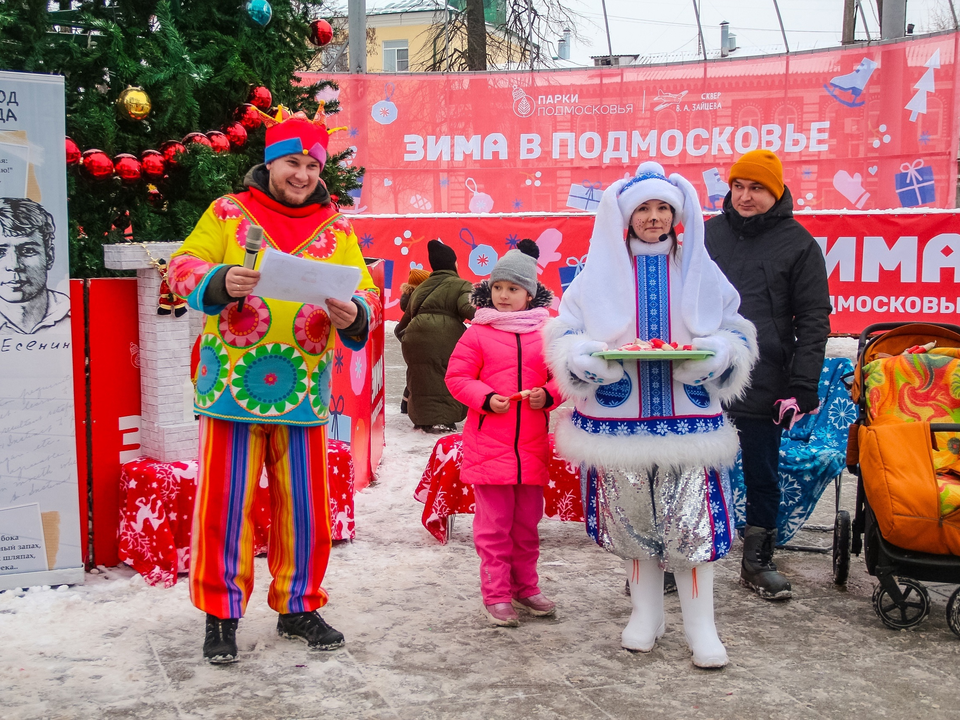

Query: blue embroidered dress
[[552, 241, 748, 570]]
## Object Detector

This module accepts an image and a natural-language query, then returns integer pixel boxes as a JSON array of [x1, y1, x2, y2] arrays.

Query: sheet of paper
[[254, 247, 361, 306]]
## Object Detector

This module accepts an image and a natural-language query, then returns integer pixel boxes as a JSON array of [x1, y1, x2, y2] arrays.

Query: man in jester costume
[[167, 106, 380, 664]]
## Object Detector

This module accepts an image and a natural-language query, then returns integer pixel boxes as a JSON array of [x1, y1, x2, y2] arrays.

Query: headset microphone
[[237, 225, 263, 312], [658, 233, 670, 243]]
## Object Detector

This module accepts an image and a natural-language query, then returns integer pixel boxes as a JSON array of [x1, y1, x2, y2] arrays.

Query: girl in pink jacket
[[445, 240, 563, 627]]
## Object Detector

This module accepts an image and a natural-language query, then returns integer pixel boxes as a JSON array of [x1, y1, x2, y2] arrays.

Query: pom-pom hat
[[490, 239, 540, 297], [427, 239, 458, 271], [617, 161, 685, 226], [261, 105, 332, 168]]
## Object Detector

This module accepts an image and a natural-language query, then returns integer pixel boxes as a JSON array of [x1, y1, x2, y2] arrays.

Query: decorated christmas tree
[[0, 0, 356, 277]]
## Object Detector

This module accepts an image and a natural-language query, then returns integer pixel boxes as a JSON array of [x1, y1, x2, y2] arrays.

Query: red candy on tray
[[616, 338, 695, 352]]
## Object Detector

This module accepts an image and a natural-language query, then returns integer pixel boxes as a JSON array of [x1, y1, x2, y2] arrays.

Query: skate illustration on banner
[[465, 178, 494, 213], [906, 49, 940, 122], [824, 57, 877, 107], [459, 227, 498, 276], [371, 82, 398, 125]]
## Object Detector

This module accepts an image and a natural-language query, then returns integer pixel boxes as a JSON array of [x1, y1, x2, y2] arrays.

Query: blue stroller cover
[[729, 357, 856, 543]]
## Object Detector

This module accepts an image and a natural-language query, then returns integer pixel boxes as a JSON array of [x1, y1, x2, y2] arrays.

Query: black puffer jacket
[[704, 187, 831, 419]]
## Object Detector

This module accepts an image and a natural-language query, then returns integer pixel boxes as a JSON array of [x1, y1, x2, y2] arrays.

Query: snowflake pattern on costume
[[219, 296, 271, 348], [573, 411, 724, 437]]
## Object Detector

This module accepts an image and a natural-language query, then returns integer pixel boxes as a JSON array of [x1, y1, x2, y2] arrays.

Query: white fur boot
[[621, 558, 665, 652], [675, 563, 728, 668]]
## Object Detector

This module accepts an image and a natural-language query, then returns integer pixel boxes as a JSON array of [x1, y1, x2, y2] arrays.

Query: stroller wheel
[[832, 510, 851, 586], [872, 578, 930, 630], [947, 587, 960, 639]]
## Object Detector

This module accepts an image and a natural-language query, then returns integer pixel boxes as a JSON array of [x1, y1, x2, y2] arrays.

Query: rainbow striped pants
[[189, 416, 332, 619]]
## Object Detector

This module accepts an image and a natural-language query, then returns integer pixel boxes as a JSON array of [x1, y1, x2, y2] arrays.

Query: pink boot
[[482, 602, 520, 627], [511, 593, 556, 617]]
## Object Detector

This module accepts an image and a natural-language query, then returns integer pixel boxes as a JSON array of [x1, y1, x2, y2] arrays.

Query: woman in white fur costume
[[545, 162, 758, 668]]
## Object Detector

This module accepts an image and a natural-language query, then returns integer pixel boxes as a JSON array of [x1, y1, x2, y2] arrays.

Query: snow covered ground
[[2, 333, 958, 720]]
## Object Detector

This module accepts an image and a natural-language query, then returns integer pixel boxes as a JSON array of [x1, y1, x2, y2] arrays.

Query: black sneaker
[[203, 614, 239, 664], [277, 611, 345, 651]]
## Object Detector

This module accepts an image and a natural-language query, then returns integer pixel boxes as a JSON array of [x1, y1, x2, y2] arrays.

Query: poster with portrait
[[0, 71, 82, 590]]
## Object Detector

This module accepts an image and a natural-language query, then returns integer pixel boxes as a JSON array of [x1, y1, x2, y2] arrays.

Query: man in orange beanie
[[703, 149, 831, 601]]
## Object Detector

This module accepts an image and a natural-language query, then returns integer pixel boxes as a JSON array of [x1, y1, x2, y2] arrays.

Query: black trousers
[[731, 416, 783, 531]]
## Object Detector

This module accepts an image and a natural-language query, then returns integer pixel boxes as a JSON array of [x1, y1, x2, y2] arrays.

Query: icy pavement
[[1, 333, 958, 720]]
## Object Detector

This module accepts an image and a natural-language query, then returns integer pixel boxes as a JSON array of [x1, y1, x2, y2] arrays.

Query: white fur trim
[[543, 318, 595, 402], [553, 407, 741, 472], [705, 317, 759, 404]]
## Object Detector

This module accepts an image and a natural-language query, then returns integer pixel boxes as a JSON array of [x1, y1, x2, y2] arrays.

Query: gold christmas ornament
[[117, 86, 152, 121]]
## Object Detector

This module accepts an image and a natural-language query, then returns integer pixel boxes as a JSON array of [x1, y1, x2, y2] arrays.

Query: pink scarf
[[472, 307, 550, 333]]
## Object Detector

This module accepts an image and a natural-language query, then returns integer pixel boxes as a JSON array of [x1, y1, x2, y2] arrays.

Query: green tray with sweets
[[592, 349, 715, 361]]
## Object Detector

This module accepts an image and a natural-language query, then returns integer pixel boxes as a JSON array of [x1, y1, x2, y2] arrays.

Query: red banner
[[351, 210, 960, 336], [303, 32, 959, 216]]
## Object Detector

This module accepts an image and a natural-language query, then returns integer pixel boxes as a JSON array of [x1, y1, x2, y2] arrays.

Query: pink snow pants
[[472, 484, 544, 605]]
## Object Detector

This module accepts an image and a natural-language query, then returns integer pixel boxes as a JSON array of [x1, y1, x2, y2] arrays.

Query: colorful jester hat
[[260, 104, 335, 168]]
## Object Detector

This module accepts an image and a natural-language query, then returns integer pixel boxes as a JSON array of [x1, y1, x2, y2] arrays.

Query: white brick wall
[[105, 243, 199, 461]]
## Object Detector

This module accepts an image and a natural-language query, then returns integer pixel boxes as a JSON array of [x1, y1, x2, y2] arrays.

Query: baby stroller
[[844, 322, 960, 637]]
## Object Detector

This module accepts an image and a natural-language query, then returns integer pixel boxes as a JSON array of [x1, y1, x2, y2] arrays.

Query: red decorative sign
[[350, 210, 960, 336], [302, 32, 958, 216]]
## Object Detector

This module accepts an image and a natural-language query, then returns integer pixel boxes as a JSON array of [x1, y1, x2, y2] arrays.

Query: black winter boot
[[740, 525, 793, 600], [277, 610, 345, 650], [203, 614, 239, 664]]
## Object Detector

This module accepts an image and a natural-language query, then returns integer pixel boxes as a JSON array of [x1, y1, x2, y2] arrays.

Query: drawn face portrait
[[0, 229, 50, 304]]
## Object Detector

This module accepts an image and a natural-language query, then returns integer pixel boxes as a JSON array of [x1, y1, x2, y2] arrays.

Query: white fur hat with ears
[[616, 161, 685, 226]]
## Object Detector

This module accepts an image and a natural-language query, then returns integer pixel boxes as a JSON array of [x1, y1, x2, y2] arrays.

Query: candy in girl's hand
[[508, 390, 532, 401]]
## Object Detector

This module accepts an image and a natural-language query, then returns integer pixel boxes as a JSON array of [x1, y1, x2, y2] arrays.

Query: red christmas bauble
[[247, 86, 272, 111], [206, 130, 232, 153], [183, 132, 212, 147], [234, 103, 263, 130], [113, 153, 143, 184], [160, 140, 187, 166], [65, 137, 81, 166], [80, 149, 114, 180], [309, 19, 334, 47], [140, 150, 166, 180], [223, 122, 248, 149]]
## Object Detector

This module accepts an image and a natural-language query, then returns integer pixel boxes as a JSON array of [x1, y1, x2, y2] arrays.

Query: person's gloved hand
[[672, 335, 732, 386], [569, 339, 624, 385], [773, 397, 802, 430], [789, 387, 821, 414]]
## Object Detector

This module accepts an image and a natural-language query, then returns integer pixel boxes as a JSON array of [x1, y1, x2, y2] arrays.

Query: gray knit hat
[[489, 239, 539, 297]]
